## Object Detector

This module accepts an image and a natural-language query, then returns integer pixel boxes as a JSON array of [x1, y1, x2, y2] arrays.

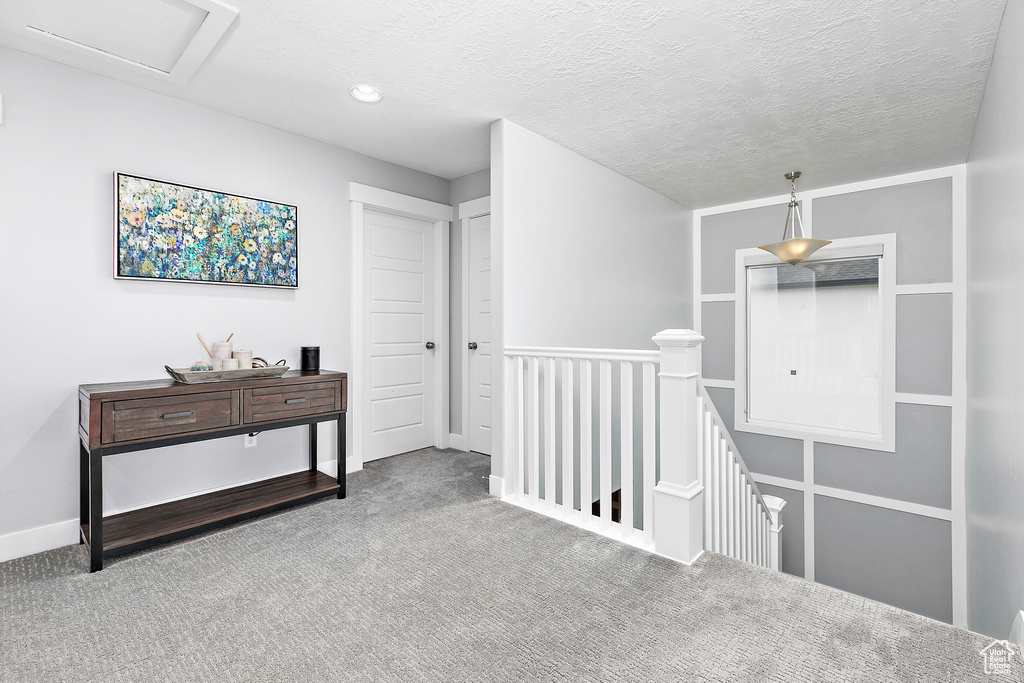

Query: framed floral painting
[[115, 173, 298, 288]]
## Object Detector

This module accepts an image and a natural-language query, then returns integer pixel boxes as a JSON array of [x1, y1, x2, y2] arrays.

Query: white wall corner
[[1010, 610, 1024, 650], [449, 433, 469, 451], [0, 519, 80, 564]]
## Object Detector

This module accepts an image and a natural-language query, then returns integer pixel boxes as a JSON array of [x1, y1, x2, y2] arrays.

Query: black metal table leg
[[309, 422, 318, 471], [79, 442, 88, 543], [89, 450, 103, 572], [337, 414, 346, 499]]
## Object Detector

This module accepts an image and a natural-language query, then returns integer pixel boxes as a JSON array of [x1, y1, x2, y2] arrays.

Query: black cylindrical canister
[[301, 346, 320, 371]]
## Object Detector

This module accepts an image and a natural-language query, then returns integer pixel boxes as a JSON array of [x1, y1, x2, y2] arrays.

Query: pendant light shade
[[758, 171, 831, 264]]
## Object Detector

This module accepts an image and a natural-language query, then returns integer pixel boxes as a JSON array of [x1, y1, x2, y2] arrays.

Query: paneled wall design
[[694, 168, 965, 626]]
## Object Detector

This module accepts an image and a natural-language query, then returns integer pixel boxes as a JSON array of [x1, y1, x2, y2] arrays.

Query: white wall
[[0, 47, 449, 560], [495, 120, 692, 349], [490, 118, 692, 495], [965, 0, 1024, 639]]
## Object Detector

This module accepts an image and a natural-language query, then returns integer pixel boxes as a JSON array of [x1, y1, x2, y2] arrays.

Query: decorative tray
[[165, 365, 290, 384]]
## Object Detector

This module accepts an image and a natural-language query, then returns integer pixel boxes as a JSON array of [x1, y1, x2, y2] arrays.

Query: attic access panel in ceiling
[[5, 0, 238, 85]]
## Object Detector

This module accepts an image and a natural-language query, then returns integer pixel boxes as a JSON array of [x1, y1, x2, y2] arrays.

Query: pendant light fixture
[[758, 171, 831, 264]]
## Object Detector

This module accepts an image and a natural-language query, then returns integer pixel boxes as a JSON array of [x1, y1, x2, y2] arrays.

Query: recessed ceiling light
[[349, 84, 382, 103]]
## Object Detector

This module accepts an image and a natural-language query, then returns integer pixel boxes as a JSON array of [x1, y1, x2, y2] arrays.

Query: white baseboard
[[0, 519, 80, 564], [449, 433, 469, 451], [489, 475, 507, 498], [344, 455, 363, 474]]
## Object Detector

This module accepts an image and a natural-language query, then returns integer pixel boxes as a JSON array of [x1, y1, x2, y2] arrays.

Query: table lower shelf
[[83, 470, 341, 561]]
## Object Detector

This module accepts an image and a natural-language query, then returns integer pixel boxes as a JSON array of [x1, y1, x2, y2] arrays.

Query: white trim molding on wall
[[349, 182, 453, 471], [457, 196, 491, 452], [692, 164, 968, 628]]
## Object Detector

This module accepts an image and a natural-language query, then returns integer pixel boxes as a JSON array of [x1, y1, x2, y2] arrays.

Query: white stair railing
[[697, 383, 785, 570], [502, 330, 784, 569], [502, 346, 660, 548]]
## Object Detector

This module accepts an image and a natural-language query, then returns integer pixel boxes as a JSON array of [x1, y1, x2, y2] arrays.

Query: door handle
[[468, 342, 478, 350], [425, 342, 436, 350]]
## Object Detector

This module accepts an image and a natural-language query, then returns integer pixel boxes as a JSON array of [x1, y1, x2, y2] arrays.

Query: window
[[734, 235, 895, 451]]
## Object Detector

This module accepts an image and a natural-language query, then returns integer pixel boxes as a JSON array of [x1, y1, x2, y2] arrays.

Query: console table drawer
[[101, 391, 239, 444], [243, 381, 340, 423]]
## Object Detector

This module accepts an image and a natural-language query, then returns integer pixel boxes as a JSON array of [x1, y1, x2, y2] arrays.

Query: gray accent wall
[[965, 0, 1024, 640], [699, 168, 958, 623], [815, 404, 952, 509], [815, 497, 953, 623], [896, 294, 953, 395], [700, 302, 735, 381], [812, 179, 953, 285]]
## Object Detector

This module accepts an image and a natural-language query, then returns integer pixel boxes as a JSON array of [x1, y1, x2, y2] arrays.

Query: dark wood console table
[[78, 370, 347, 572]]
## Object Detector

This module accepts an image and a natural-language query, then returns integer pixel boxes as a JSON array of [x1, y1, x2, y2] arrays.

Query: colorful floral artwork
[[116, 173, 298, 288]]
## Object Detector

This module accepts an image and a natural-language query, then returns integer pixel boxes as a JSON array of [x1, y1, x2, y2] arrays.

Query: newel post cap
[[762, 495, 787, 522], [652, 329, 704, 348]]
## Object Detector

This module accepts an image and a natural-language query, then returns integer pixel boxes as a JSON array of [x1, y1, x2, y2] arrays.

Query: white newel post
[[762, 495, 786, 571], [652, 329, 705, 565]]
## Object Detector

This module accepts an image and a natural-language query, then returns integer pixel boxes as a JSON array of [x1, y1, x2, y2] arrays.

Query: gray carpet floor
[[1, 448, 1018, 682]]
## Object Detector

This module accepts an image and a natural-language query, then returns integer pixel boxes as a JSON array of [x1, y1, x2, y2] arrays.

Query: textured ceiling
[[0, 0, 1007, 207]]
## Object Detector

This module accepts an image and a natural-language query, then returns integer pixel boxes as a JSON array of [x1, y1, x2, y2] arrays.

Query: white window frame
[[733, 233, 897, 452]]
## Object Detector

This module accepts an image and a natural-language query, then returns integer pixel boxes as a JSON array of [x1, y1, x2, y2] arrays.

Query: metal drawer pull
[[284, 398, 308, 404], [161, 411, 195, 419]]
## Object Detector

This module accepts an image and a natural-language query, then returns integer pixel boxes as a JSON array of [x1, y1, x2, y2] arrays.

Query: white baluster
[[599, 359, 612, 528], [544, 357, 556, 509], [716, 428, 724, 557], [726, 444, 735, 557], [620, 361, 634, 534], [642, 362, 656, 544], [756, 505, 762, 566], [745, 482, 752, 562], [763, 509, 769, 567], [702, 404, 712, 550], [513, 355, 525, 499], [528, 357, 539, 505], [740, 478, 748, 561], [711, 424, 721, 553], [561, 358, 574, 519], [579, 359, 592, 521]]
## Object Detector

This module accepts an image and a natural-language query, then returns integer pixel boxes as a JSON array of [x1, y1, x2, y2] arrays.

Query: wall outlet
[[245, 434, 257, 448]]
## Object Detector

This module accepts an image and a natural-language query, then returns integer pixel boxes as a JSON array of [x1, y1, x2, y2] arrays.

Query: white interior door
[[364, 209, 436, 461], [468, 214, 492, 454]]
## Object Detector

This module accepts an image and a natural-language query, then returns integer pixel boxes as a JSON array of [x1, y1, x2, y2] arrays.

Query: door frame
[[350, 182, 452, 472], [456, 196, 491, 452]]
